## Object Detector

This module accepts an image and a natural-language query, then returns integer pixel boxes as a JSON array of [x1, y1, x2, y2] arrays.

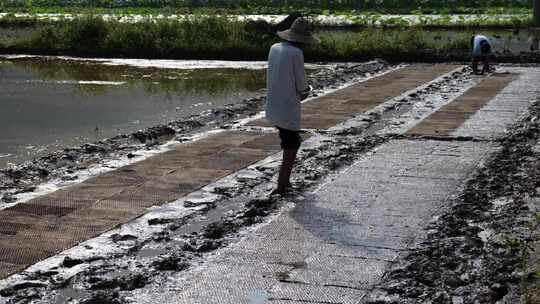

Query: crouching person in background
[[266, 17, 318, 195], [471, 34, 494, 75]]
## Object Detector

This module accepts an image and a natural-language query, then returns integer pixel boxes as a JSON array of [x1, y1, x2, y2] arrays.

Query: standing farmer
[[266, 17, 318, 195]]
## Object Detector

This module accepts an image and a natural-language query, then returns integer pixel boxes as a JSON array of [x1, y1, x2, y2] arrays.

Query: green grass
[[0, 11, 534, 30], [0, 15, 478, 62], [343, 13, 533, 28], [2, 16, 273, 60], [0, 0, 534, 15]]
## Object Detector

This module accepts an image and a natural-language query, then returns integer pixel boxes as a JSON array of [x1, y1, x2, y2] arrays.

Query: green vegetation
[[535, 0, 540, 25], [0, 0, 534, 15], [343, 13, 533, 28], [1, 16, 272, 60], [0, 15, 479, 62], [0, 11, 534, 30]]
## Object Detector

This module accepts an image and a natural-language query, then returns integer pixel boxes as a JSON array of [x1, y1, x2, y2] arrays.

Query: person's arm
[[293, 51, 309, 100]]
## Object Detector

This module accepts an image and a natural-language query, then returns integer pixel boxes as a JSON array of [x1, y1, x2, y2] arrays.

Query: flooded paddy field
[[0, 58, 273, 167]]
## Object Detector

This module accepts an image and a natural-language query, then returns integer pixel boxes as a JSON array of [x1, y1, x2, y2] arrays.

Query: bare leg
[[482, 56, 491, 74], [472, 58, 479, 74], [276, 148, 298, 194]]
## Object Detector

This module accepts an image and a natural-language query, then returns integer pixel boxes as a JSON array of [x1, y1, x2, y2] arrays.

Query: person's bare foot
[[269, 183, 293, 196], [269, 188, 286, 196]]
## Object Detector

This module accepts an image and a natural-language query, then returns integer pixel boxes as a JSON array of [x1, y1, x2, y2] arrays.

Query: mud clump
[[1, 194, 16, 204], [132, 126, 176, 143], [148, 217, 175, 225], [186, 239, 222, 252], [62, 256, 103, 268], [153, 254, 189, 271], [195, 198, 279, 241], [90, 273, 149, 291], [62, 256, 85, 268], [110, 233, 138, 242], [0, 281, 47, 297], [241, 198, 275, 221], [202, 221, 236, 239]]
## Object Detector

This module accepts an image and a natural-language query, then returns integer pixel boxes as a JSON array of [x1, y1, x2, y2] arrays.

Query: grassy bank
[[0, 16, 536, 63], [0, 17, 469, 61]]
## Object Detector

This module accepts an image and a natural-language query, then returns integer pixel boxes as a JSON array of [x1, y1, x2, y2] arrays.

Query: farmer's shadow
[[289, 192, 384, 249]]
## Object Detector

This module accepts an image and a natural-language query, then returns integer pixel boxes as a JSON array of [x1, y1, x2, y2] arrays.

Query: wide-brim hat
[[277, 17, 319, 44]]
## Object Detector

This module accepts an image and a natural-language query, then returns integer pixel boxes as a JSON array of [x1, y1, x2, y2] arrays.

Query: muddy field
[[0, 61, 539, 304]]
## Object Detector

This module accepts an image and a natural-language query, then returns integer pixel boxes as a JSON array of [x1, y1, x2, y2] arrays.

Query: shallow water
[[0, 58, 268, 167]]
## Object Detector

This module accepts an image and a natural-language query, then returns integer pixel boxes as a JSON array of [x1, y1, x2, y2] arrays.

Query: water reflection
[[0, 58, 268, 167], [7, 58, 266, 96]]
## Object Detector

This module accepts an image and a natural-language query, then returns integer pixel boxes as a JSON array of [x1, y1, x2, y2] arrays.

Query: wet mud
[[365, 99, 540, 303], [0, 99, 402, 303], [0, 60, 388, 205], [1, 135, 390, 303]]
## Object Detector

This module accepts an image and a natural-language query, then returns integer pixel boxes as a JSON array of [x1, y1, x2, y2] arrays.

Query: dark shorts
[[276, 127, 301, 150], [472, 55, 490, 62]]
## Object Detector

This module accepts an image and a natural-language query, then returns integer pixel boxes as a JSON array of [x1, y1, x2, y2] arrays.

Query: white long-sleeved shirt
[[472, 35, 492, 57], [265, 42, 308, 131]]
